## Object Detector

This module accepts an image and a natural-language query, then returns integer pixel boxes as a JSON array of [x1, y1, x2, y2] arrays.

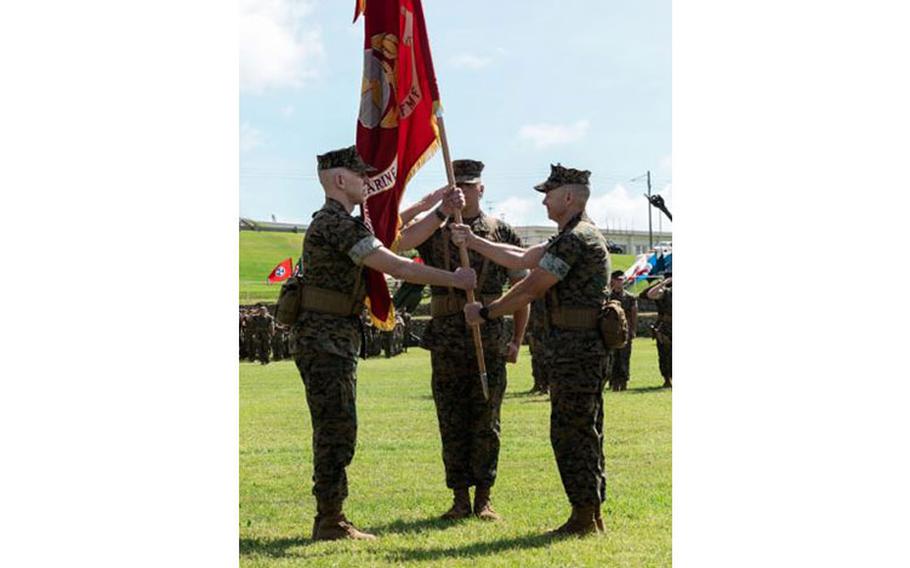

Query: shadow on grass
[[239, 536, 318, 558], [506, 391, 552, 405], [239, 517, 461, 558], [384, 531, 555, 563], [371, 515, 464, 535], [504, 390, 546, 400], [624, 385, 669, 394]]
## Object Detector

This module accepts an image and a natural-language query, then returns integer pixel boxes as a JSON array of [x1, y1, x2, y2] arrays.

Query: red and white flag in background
[[266, 258, 293, 283]]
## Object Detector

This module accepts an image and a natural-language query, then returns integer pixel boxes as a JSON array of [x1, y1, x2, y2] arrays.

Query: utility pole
[[647, 170, 653, 249]]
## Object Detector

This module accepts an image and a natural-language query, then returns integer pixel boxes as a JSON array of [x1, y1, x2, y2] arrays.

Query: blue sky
[[240, 0, 671, 230]]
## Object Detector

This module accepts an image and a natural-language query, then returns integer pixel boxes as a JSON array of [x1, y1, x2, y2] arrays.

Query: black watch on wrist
[[435, 208, 448, 221], [479, 306, 493, 322]]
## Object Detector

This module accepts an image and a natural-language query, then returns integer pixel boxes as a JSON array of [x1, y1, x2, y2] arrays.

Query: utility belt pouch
[[275, 277, 303, 325], [598, 299, 629, 350]]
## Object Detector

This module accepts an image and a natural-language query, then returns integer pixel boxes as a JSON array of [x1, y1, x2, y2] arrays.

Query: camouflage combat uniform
[[607, 288, 637, 389], [537, 212, 612, 508], [239, 312, 248, 360], [271, 326, 286, 360], [652, 287, 672, 381], [242, 313, 256, 361], [528, 298, 549, 393], [253, 311, 274, 364], [381, 315, 405, 358], [289, 198, 382, 506], [416, 212, 525, 491]]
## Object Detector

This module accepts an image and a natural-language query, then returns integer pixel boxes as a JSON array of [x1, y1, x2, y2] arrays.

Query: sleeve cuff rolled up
[[538, 252, 570, 280], [348, 236, 383, 265]]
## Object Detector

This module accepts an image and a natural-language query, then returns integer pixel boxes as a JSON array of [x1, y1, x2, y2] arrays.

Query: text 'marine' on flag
[[354, 0, 441, 330]]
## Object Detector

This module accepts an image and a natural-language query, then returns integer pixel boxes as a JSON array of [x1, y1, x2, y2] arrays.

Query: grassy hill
[[240, 230, 639, 304], [240, 231, 305, 304]]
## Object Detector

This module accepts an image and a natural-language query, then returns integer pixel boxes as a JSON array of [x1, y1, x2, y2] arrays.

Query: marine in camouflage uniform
[[290, 146, 477, 541], [291, 196, 371, 525], [253, 306, 274, 364], [537, 212, 611, 534], [242, 309, 256, 361], [381, 314, 405, 358], [290, 148, 380, 541], [239, 309, 248, 360], [282, 326, 291, 359], [405, 159, 529, 521], [271, 324, 287, 360], [643, 274, 672, 388], [607, 270, 638, 391], [459, 164, 612, 536], [527, 288, 549, 394]]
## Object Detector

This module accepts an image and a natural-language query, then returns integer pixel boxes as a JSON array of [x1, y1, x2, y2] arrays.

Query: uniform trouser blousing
[[430, 349, 507, 489], [295, 352, 358, 504]]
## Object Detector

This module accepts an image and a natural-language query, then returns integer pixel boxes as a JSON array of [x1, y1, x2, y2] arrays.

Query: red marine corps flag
[[354, 0, 441, 329]]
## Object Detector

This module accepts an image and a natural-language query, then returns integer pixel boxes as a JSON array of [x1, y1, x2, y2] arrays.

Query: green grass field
[[240, 341, 671, 567], [239, 230, 638, 304]]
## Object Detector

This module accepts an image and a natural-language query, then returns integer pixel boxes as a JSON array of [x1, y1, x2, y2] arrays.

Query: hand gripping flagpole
[[435, 112, 489, 401]]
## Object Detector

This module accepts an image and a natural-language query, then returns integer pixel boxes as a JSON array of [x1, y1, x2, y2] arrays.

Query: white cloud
[[518, 120, 590, 149], [487, 196, 543, 226], [280, 104, 295, 117], [586, 183, 673, 231], [240, 0, 325, 93], [659, 153, 672, 173], [466, 181, 674, 230], [240, 122, 265, 152], [450, 53, 493, 70]]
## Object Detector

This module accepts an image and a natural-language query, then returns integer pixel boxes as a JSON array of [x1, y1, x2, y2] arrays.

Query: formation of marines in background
[[246, 145, 673, 541], [240, 305, 408, 363], [239, 305, 278, 364]]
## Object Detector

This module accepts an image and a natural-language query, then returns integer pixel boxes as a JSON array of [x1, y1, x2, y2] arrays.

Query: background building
[[241, 218, 671, 255]]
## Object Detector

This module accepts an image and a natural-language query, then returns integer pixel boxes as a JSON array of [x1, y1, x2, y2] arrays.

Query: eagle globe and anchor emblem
[[358, 32, 400, 130], [357, 8, 424, 209], [359, 6, 423, 130]]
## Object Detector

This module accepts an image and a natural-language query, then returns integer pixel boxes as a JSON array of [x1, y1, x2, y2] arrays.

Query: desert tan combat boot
[[473, 486, 502, 521], [312, 500, 376, 541], [548, 505, 598, 537], [594, 506, 605, 533], [313, 513, 377, 541], [440, 487, 472, 520]]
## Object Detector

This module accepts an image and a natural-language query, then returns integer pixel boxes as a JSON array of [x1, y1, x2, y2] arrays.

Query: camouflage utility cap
[[453, 159, 484, 183], [317, 145, 376, 173], [534, 163, 591, 192]]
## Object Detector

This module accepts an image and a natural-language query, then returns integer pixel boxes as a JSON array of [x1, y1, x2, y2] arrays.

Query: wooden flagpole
[[435, 113, 489, 400]]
